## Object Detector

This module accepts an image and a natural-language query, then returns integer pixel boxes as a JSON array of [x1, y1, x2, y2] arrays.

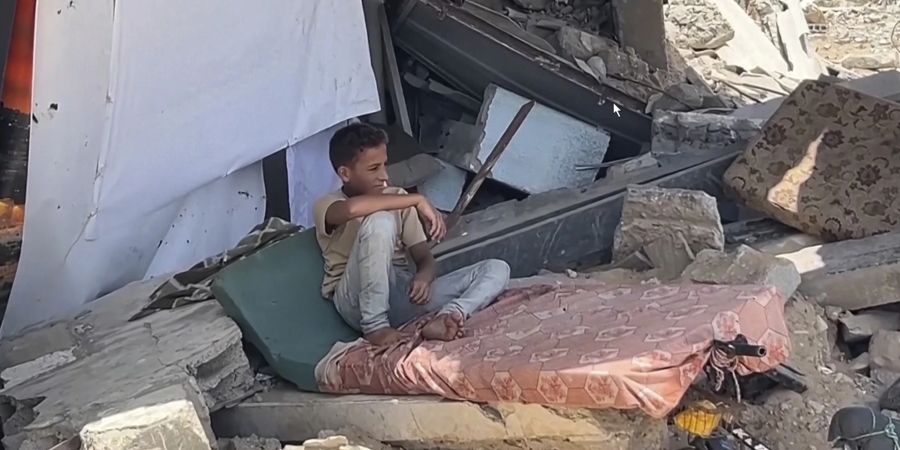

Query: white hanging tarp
[[4, 0, 379, 336], [287, 121, 347, 228]]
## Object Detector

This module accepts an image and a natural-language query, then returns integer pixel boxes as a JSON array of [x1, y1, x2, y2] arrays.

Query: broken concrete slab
[[651, 110, 763, 155], [418, 160, 467, 212], [869, 331, 900, 385], [710, 0, 790, 74], [473, 85, 610, 194], [725, 81, 900, 241], [386, 153, 443, 189], [79, 382, 215, 450], [665, 0, 734, 50], [218, 435, 282, 450], [392, 0, 652, 144], [611, 0, 668, 69], [613, 186, 724, 261], [839, 312, 900, 344], [682, 245, 801, 299], [0, 278, 256, 449], [556, 26, 618, 62], [0, 348, 76, 389], [778, 231, 900, 311], [842, 53, 897, 70], [212, 389, 668, 450]]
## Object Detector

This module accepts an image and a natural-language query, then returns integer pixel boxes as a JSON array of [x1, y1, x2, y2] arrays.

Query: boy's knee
[[359, 211, 396, 237], [482, 259, 510, 280]]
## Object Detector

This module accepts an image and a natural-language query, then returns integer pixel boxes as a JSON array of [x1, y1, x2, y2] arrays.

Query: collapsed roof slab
[[392, 0, 652, 146]]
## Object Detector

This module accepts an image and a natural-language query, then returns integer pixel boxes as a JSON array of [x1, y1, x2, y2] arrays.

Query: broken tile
[[682, 245, 800, 298], [473, 85, 610, 194], [613, 186, 724, 262], [838, 312, 900, 344], [725, 81, 900, 241]]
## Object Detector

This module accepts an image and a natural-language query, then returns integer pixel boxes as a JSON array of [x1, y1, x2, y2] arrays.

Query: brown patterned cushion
[[724, 80, 900, 241]]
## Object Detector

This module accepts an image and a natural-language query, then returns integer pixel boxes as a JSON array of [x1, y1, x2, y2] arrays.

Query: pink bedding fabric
[[315, 282, 790, 418]]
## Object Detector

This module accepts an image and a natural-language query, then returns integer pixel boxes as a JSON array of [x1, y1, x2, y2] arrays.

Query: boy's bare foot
[[422, 311, 465, 341], [364, 327, 405, 347]]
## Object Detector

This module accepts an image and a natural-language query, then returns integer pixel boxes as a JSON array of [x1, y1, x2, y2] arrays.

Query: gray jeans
[[332, 211, 510, 334]]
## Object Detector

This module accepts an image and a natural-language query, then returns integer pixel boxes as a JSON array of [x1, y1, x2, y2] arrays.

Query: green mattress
[[211, 228, 361, 391]]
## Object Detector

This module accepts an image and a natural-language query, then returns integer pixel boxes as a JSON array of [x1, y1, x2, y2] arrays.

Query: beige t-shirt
[[313, 187, 429, 299]]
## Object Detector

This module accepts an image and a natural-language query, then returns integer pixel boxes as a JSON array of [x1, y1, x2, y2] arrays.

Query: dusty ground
[[738, 295, 881, 450]]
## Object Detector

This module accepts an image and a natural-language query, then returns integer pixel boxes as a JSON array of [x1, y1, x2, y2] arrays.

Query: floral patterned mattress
[[315, 282, 790, 418], [725, 80, 900, 241]]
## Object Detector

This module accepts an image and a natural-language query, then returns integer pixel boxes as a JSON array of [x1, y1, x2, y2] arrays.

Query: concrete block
[[473, 85, 610, 194], [556, 27, 618, 61], [79, 382, 214, 450], [778, 231, 900, 311], [869, 331, 900, 385], [838, 312, 900, 344], [613, 186, 724, 261], [651, 110, 763, 155], [212, 389, 667, 450], [682, 245, 800, 299], [643, 232, 695, 280]]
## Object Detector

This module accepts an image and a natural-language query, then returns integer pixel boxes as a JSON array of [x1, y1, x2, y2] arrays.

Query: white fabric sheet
[[286, 122, 347, 228], [4, 0, 379, 335]]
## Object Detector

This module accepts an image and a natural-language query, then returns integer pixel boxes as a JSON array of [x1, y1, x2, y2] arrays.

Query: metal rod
[[446, 100, 535, 229]]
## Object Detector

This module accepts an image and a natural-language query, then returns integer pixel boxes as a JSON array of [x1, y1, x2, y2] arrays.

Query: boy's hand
[[415, 198, 447, 243], [409, 271, 434, 305]]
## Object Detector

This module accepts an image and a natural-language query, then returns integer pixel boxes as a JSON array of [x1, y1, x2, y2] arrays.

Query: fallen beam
[[392, 0, 652, 145], [436, 150, 736, 257], [436, 151, 739, 277]]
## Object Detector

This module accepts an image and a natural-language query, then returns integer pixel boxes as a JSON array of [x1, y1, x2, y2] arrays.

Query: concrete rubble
[[613, 186, 724, 273], [682, 245, 801, 299], [838, 312, 900, 344], [0, 278, 256, 450], [869, 331, 900, 385], [218, 435, 282, 450], [651, 110, 764, 155]]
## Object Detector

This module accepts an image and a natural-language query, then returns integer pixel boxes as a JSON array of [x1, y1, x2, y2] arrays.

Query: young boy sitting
[[314, 123, 510, 347]]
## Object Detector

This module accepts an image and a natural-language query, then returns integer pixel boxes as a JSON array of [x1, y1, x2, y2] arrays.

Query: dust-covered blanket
[[315, 282, 790, 418]]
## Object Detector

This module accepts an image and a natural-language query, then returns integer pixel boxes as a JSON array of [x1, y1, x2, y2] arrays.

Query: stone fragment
[[303, 435, 350, 449], [556, 27, 616, 61], [607, 153, 659, 179], [838, 312, 900, 344], [218, 435, 282, 450], [778, 231, 900, 311], [868, 331, 900, 385], [79, 383, 214, 450], [651, 110, 764, 155], [613, 186, 724, 262], [681, 245, 800, 298], [841, 53, 897, 70], [643, 233, 696, 280], [849, 352, 870, 374]]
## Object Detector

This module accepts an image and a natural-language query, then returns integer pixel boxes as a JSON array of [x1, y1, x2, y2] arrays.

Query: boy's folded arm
[[324, 193, 424, 228]]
